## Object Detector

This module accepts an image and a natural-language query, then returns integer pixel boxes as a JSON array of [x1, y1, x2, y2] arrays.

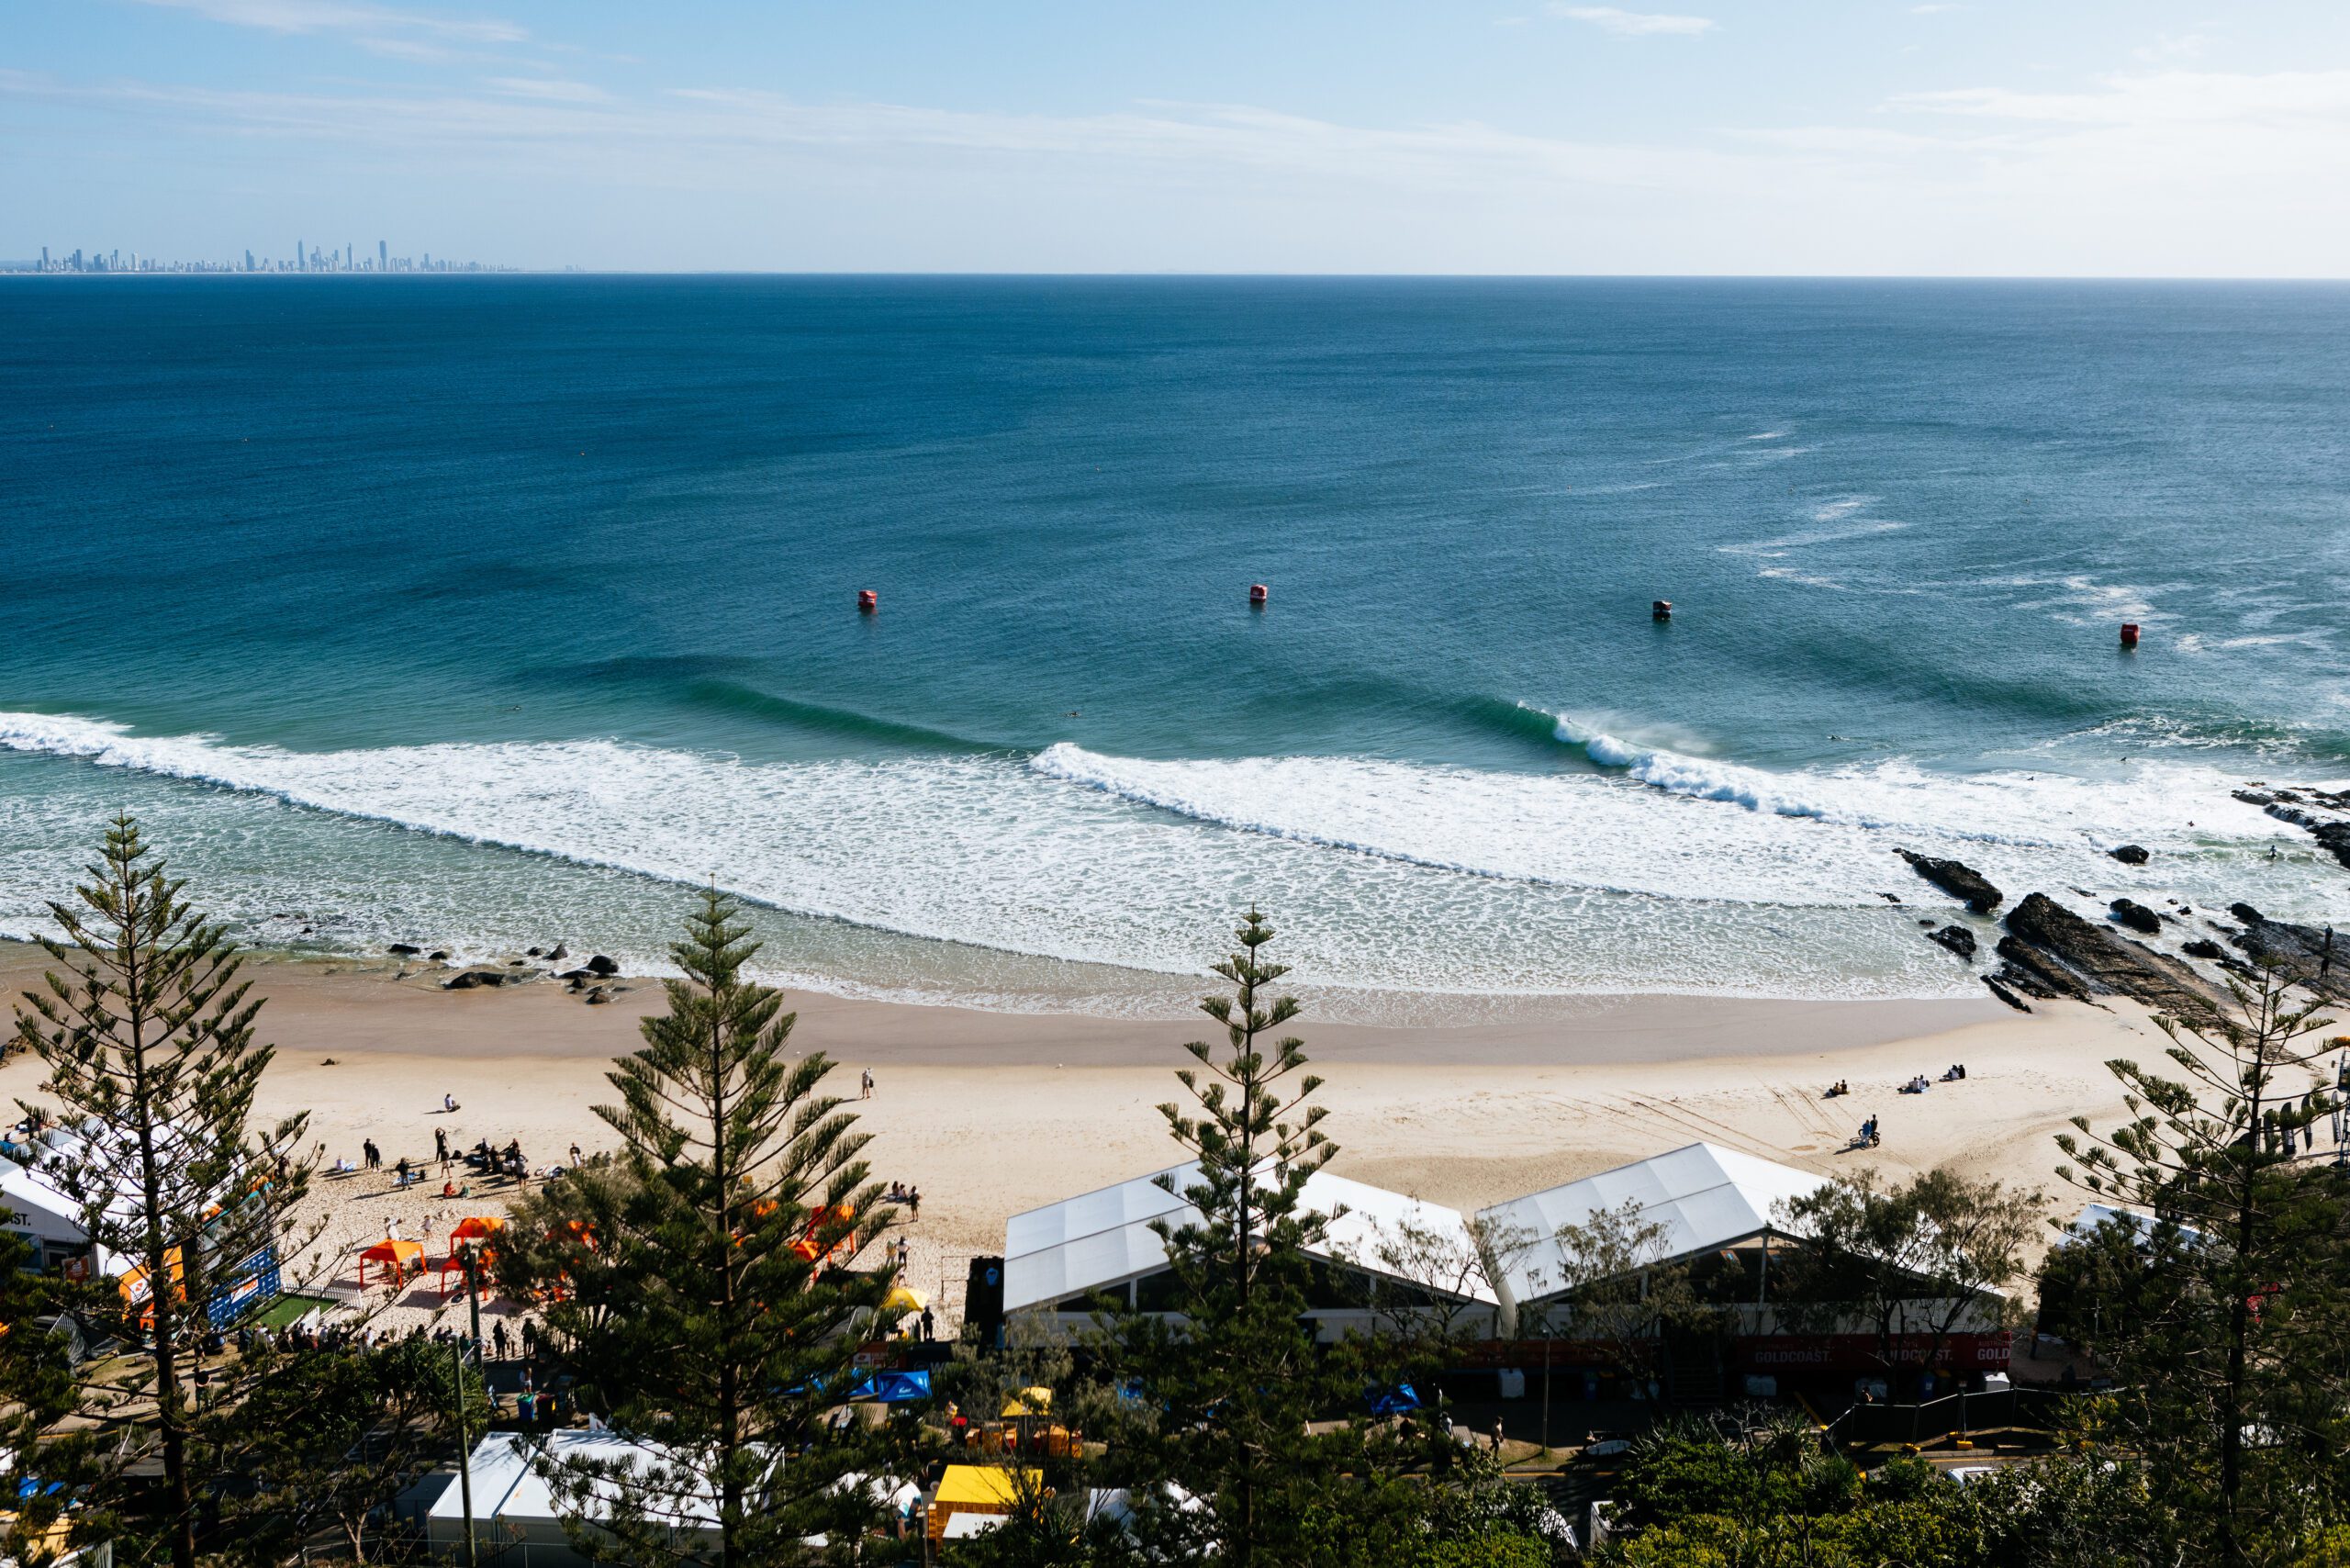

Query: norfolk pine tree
[[2055, 960, 2350, 1566], [498, 888, 902, 1568], [1093, 907, 1364, 1568], [8, 815, 314, 1568]]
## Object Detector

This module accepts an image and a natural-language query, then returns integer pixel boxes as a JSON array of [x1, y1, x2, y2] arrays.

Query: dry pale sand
[[1, 942, 2161, 1332]]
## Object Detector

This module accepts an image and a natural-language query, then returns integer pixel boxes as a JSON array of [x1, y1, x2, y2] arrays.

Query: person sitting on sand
[[443, 1180, 459, 1198], [444, 1092, 459, 1114]]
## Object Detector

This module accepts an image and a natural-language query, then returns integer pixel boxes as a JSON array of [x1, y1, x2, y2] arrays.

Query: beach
[[2, 939, 2149, 1334]]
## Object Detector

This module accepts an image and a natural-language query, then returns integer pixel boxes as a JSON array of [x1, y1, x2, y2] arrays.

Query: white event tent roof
[[1477, 1142, 1829, 1307], [1004, 1162, 1494, 1315]]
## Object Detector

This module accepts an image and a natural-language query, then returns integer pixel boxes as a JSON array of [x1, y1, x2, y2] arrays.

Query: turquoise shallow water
[[3, 276, 2347, 1016]]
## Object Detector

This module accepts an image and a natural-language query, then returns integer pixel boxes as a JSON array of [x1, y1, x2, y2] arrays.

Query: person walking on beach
[[861, 1068, 874, 1101], [435, 1126, 448, 1162], [492, 1319, 509, 1361], [363, 1137, 381, 1170]]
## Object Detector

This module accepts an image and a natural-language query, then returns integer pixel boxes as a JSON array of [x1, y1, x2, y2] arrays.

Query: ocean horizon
[[6, 274, 2347, 1021]]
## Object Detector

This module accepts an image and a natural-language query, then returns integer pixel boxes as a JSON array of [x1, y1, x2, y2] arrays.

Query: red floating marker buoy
[[857, 589, 878, 613], [2120, 622, 2140, 646], [1248, 583, 1269, 606]]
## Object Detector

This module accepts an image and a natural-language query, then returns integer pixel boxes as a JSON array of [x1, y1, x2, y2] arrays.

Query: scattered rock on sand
[[585, 987, 610, 1005], [1928, 925, 1977, 960], [442, 969, 513, 991], [2109, 845, 2150, 866], [1897, 849, 2004, 913], [1981, 976, 2032, 1013], [2109, 898, 2164, 935]]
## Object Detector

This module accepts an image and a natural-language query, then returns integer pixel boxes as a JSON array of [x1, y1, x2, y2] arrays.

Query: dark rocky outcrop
[[388, 942, 421, 956], [1984, 892, 2224, 1023], [2183, 938, 2225, 960], [442, 969, 512, 991], [585, 954, 620, 977], [1897, 850, 2004, 913], [2224, 902, 2350, 1003], [2109, 898, 2164, 935], [2109, 845, 2150, 866], [549, 943, 568, 961], [429, 950, 451, 962], [2234, 789, 2350, 870], [1928, 924, 1977, 960]]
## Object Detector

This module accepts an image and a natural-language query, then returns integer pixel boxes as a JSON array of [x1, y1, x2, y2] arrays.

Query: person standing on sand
[[907, 1186, 921, 1221], [861, 1069, 874, 1101], [921, 1305, 934, 1342], [435, 1127, 448, 1162], [492, 1319, 509, 1360]]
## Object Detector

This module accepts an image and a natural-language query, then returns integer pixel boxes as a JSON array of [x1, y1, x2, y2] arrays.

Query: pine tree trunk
[[128, 972, 199, 1568]]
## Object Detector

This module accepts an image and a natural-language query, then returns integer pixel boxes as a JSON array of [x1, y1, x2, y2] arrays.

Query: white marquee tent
[[1004, 1161, 1496, 1335], [1475, 1142, 1830, 1311]]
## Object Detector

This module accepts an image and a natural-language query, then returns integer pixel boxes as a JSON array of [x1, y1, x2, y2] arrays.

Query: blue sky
[[6, 0, 2350, 273]]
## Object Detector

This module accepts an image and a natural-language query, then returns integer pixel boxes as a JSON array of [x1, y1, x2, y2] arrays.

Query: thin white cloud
[[1891, 69, 2350, 126], [2133, 33, 2211, 64], [484, 76, 610, 104], [130, 0, 525, 44], [1552, 6, 1715, 37]]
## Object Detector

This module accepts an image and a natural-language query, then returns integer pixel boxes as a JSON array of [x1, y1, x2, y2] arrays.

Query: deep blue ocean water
[[4, 276, 2347, 1016]]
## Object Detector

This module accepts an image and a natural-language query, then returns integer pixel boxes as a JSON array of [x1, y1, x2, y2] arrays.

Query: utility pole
[[452, 1338, 478, 1568]]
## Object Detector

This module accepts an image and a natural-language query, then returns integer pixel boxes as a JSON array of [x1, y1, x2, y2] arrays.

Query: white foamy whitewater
[[1, 710, 2343, 1018]]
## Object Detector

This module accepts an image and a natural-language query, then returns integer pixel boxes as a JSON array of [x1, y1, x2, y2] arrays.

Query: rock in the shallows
[[2109, 845, 2150, 866], [2184, 938, 2225, 959], [2109, 898, 2164, 935], [1896, 849, 2005, 913], [1928, 925, 1978, 960], [585, 954, 620, 977], [442, 969, 511, 991], [388, 942, 421, 956]]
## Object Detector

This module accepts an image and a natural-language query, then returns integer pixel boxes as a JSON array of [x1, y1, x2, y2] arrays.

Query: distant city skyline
[[11, 241, 512, 274], [6, 1, 2350, 275]]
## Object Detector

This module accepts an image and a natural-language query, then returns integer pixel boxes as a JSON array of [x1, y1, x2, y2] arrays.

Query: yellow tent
[[928, 1466, 1039, 1542], [1000, 1386, 1053, 1417], [881, 1283, 928, 1315]]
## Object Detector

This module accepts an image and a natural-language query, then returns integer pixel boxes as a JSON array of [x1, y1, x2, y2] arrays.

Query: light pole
[[461, 1245, 484, 1353]]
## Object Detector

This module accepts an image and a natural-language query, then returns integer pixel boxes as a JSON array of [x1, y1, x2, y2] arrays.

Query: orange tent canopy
[[451, 1216, 505, 1245], [358, 1238, 423, 1286]]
